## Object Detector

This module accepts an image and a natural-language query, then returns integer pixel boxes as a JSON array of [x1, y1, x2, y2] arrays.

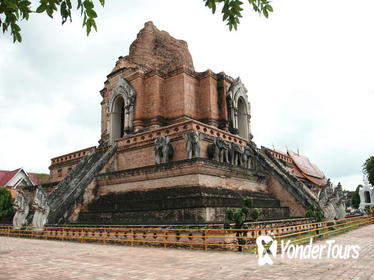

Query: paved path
[[1, 224, 374, 280]]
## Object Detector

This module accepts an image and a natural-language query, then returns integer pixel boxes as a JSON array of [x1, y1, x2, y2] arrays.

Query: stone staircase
[[250, 145, 319, 210], [47, 145, 117, 224], [78, 186, 290, 224]]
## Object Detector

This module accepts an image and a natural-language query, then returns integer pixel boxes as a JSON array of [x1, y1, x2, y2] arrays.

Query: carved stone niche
[[154, 136, 174, 164], [183, 131, 204, 159], [226, 77, 252, 140], [108, 77, 136, 144]]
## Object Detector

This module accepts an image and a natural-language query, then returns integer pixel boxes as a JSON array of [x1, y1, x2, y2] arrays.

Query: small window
[[57, 169, 62, 177]]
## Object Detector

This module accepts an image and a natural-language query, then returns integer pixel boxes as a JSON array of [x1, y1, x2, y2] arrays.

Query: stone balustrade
[[2, 216, 372, 250], [51, 146, 96, 165]]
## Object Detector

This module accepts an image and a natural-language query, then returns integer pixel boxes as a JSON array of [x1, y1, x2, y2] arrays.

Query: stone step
[[47, 145, 117, 224], [79, 186, 289, 224], [78, 206, 290, 225], [87, 196, 281, 211], [87, 186, 282, 212]]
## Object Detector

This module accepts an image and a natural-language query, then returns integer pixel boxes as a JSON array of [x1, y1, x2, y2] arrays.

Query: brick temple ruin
[[13, 22, 347, 227]]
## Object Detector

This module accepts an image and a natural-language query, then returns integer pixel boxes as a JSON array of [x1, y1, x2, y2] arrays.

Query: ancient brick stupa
[[44, 22, 320, 225]]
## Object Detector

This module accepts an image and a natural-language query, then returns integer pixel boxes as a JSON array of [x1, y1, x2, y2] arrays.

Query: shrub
[[224, 196, 262, 251], [0, 187, 13, 218]]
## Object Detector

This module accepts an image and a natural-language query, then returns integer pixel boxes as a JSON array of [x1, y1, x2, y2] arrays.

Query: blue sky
[[0, 0, 373, 190]]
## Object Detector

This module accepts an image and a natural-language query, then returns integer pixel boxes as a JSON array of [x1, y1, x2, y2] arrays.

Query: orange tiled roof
[[288, 151, 327, 186], [265, 147, 328, 187]]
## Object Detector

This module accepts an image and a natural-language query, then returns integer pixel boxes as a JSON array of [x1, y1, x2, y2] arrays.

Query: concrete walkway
[[1, 224, 374, 280]]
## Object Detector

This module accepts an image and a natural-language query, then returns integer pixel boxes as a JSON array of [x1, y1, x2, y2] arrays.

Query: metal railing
[[0, 215, 372, 252]]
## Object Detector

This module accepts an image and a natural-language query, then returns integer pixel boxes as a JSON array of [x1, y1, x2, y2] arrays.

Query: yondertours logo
[[256, 235, 360, 265], [256, 235, 278, 265]]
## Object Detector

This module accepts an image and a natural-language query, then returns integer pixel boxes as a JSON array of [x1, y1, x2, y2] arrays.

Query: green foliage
[[224, 196, 262, 251], [0, 187, 13, 218], [351, 185, 362, 209], [204, 0, 273, 31], [250, 208, 260, 221], [305, 208, 324, 222], [2, 0, 272, 43], [0, 0, 105, 42], [0, 0, 31, 42], [363, 156, 374, 186]]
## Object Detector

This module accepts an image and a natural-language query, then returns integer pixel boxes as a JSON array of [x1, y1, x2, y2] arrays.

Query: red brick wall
[[100, 69, 233, 139], [267, 177, 306, 217]]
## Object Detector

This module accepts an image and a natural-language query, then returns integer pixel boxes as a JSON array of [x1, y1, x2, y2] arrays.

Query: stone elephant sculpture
[[242, 146, 253, 169], [183, 131, 204, 159], [154, 136, 174, 164], [228, 143, 244, 166], [207, 137, 229, 163]]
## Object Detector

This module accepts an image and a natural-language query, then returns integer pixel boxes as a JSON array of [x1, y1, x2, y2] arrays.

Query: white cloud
[[333, 174, 365, 192]]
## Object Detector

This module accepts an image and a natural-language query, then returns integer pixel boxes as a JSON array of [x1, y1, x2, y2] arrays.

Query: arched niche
[[364, 191, 371, 203], [237, 97, 248, 139], [227, 77, 251, 140], [111, 95, 125, 142], [109, 77, 136, 144]]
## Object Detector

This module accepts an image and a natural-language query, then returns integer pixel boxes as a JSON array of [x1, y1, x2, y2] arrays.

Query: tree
[[1, 0, 272, 43], [305, 207, 324, 236], [363, 156, 374, 186], [204, 0, 273, 31], [224, 196, 261, 252], [305, 208, 324, 222], [0, 187, 13, 218], [351, 185, 362, 209], [0, 0, 105, 42]]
